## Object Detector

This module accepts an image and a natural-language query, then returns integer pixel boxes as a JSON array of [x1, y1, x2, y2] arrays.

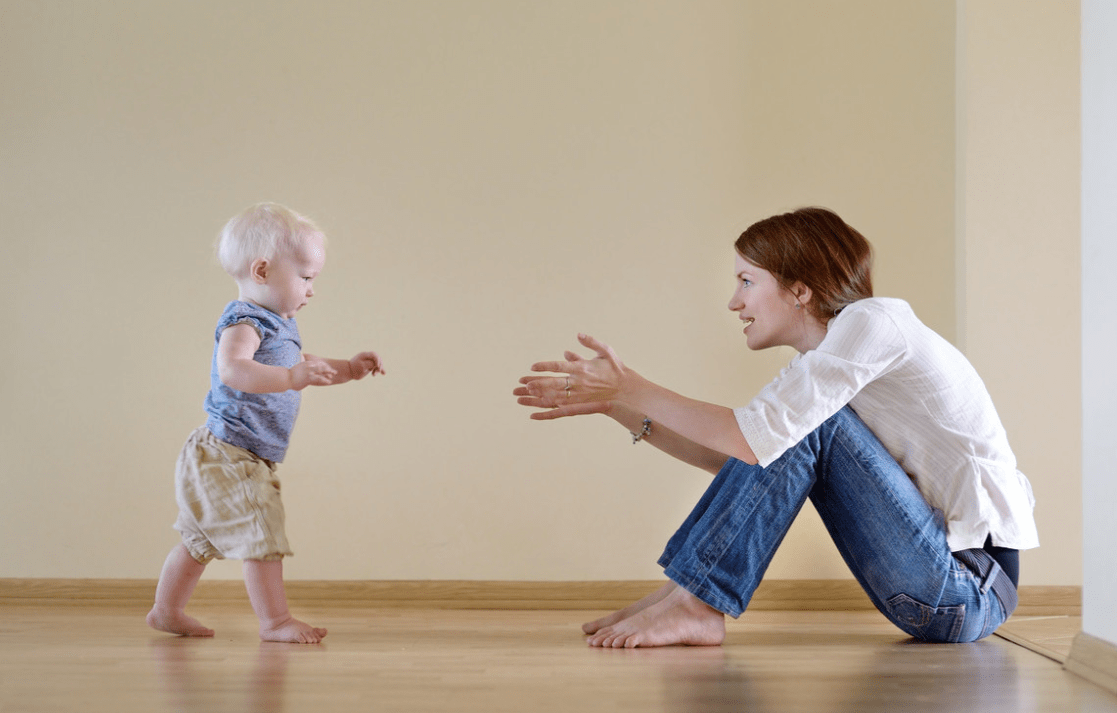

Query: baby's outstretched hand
[[290, 359, 337, 390], [349, 351, 386, 380]]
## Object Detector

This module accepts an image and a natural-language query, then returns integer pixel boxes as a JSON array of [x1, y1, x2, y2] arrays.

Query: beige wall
[[0, 1, 1079, 585], [956, 0, 1082, 587]]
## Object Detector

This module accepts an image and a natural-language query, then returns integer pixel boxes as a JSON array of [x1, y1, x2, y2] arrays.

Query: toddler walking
[[147, 203, 385, 643]]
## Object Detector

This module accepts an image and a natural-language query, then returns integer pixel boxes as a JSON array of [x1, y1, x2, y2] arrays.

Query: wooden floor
[[2, 602, 1115, 712]]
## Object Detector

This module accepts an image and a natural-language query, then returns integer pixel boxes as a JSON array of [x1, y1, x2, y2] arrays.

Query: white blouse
[[733, 297, 1039, 552]]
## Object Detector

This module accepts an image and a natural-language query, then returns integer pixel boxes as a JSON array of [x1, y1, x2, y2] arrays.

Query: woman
[[514, 207, 1038, 648]]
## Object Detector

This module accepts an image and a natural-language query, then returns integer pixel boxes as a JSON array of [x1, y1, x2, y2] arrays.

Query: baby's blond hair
[[216, 203, 325, 279]]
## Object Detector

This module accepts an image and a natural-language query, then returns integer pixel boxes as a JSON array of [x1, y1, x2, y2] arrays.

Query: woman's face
[[727, 253, 825, 353]]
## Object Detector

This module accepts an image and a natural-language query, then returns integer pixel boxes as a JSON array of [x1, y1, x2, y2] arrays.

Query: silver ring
[[565, 377, 571, 392]]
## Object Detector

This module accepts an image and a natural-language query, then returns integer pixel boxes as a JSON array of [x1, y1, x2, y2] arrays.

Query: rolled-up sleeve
[[733, 305, 905, 466]]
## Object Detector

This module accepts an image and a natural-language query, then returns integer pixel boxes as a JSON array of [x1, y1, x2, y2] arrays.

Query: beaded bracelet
[[630, 418, 652, 444]]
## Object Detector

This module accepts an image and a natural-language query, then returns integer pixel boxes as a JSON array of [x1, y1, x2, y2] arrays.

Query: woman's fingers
[[531, 360, 573, 374], [578, 333, 624, 370], [515, 376, 571, 408], [517, 334, 622, 411], [516, 376, 568, 392], [529, 401, 611, 420], [529, 336, 607, 374], [577, 333, 611, 356]]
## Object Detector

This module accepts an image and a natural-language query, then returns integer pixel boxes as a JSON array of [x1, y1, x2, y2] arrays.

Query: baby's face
[[260, 234, 326, 318]]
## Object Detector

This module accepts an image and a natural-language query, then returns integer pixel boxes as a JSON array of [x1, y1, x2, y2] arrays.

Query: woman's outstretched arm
[[515, 334, 758, 467], [517, 393, 732, 475]]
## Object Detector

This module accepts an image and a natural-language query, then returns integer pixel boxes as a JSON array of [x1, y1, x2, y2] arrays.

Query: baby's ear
[[249, 258, 269, 283]]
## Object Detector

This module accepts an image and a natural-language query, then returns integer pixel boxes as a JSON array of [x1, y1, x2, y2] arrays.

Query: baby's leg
[[147, 544, 215, 637], [243, 559, 327, 644]]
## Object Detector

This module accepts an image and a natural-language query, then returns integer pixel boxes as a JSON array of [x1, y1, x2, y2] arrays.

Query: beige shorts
[[173, 427, 293, 564]]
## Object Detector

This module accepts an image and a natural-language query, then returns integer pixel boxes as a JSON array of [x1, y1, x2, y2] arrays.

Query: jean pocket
[[885, 593, 966, 643]]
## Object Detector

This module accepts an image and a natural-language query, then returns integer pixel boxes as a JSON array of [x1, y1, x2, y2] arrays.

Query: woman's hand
[[515, 381, 613, 420], [516, 333, 754, 468], [514, 334, 626, 416]]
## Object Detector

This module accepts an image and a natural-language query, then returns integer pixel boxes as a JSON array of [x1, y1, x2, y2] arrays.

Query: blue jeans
[[658, 407, 1010, 643]]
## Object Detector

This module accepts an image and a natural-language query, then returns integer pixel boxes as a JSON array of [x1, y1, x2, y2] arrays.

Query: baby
[[147, 203, 385, 643]]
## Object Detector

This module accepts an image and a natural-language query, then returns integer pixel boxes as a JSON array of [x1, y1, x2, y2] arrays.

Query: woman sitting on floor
[[515, 207, 1038, 648]]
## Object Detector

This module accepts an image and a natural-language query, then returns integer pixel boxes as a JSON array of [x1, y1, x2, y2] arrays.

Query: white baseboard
[[1065, 631, 1117, 695]]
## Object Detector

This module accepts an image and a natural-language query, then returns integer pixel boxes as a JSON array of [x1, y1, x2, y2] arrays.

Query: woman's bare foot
[[586, 585, 725, 648], [583, 581, 679, 634], [259, 616, 327, 644], [146, 606, 215, 637]]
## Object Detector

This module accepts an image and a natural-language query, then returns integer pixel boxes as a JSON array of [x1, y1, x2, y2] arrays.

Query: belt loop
[[955, 548, 1018, 619]]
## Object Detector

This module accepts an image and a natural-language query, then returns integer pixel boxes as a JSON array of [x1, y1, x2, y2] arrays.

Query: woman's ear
[[790, 282, 813, 309], [249, 258, 269, 284]]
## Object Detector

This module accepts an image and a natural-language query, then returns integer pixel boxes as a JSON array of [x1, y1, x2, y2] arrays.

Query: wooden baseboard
[[1065, 631, 1117, 694], [1014, 585, 1083, 617], [0, 578, 1081, 615]]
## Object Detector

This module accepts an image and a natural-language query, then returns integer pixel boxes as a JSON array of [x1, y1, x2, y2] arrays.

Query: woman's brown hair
[[734, 207, 873, 320]]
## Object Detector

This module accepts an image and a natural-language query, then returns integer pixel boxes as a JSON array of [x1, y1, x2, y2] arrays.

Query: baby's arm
[[303, 351, 386, 385], [217, 324, 336, 392]]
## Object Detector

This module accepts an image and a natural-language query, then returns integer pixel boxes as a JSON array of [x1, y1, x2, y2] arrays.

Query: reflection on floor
[[0, 604, 1112, 713]]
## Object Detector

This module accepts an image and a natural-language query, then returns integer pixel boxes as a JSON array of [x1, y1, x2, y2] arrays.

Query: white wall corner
[[1065, 632, 1117, 695]]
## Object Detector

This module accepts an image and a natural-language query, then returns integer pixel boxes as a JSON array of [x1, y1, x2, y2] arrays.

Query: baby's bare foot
[[586, 585, 725, 648], [259, 617, 327, 644], [583, 581, 678, 634], [146, 607, 215, 637]]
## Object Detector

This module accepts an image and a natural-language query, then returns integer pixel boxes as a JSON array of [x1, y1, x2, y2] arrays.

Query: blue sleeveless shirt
[[204, 301, 301, 462]]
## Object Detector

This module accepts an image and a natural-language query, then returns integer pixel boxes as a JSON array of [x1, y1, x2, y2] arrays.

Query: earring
[[794, 303, 801, 310]]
